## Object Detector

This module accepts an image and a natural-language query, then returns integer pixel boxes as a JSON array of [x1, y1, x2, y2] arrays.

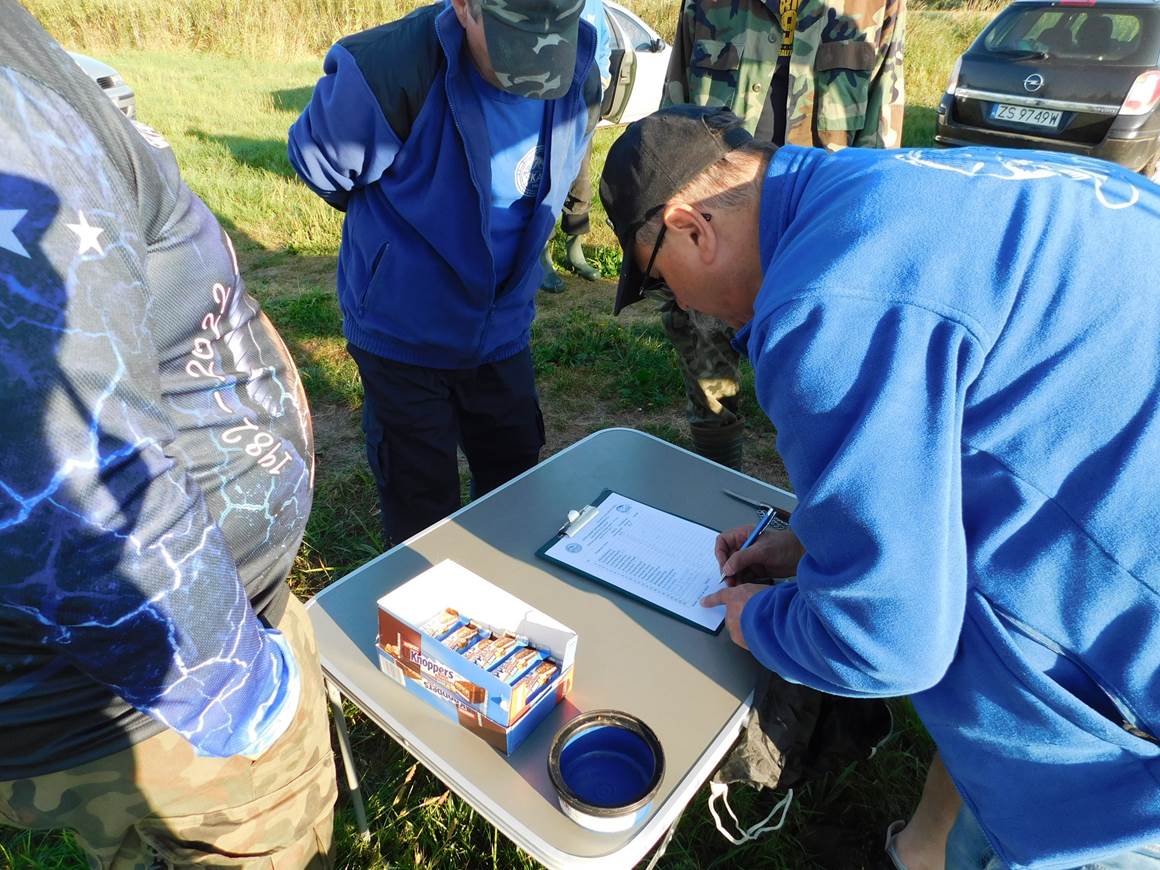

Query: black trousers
[[348, 344, 545, 547]]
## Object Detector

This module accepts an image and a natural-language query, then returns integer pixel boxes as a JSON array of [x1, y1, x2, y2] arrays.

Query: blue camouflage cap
[[482, 0, 584, 100]]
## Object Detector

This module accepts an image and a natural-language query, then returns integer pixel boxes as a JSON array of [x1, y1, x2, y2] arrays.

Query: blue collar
[[731, 146, 821, 355]]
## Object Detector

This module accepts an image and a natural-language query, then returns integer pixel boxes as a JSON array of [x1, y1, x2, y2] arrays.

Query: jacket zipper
[[993, 605, 1157, 745]]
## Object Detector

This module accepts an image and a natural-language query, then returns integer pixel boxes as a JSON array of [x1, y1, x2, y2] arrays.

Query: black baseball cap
[[600, 105, 752, 314]]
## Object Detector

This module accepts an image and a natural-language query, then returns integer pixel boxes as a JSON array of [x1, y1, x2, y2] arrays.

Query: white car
[[68, 51, 136, 118], [600, 0, 672, 126]]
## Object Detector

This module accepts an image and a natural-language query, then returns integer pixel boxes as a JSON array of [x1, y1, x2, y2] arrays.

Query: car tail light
[[1121, 70, 1160, 116], [945, 56, 962, 95]]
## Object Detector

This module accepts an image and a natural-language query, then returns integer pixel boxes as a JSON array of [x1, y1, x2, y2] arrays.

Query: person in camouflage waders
[[652, 0, 906, 467], [541, 0, 613, 293]]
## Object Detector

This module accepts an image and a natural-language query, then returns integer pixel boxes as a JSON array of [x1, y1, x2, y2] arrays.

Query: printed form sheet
[[542, 491, 727, 632]]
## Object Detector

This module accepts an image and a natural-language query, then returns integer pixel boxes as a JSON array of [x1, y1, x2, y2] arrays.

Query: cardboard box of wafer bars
[[376, 559, 577, 754]]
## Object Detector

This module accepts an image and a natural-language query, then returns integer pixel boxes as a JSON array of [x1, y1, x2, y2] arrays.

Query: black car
[[935, 0, 1160, 174]]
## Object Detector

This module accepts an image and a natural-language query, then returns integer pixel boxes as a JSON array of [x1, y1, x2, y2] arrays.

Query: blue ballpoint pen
[[720, 505, 778, 585]]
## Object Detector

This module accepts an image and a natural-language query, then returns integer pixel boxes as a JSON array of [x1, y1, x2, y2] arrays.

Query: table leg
[[643, 807, 684, 870], [325, 678, 371, 841]]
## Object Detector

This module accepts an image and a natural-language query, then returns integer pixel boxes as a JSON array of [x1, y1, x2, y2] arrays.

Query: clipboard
[[535, 489, 728, 633]]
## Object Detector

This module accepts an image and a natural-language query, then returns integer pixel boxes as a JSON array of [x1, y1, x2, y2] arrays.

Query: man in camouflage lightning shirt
[[0, 4, 335, 865]]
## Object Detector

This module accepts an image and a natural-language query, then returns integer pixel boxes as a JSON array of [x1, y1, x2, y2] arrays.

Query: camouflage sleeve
[[661, 0, 694, 108], [854, 0, 906, 148]]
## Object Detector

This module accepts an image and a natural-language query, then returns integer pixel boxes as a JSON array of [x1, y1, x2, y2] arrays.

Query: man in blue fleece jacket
[[289, 0, 601, 547], [601, 105, 1160, 869]]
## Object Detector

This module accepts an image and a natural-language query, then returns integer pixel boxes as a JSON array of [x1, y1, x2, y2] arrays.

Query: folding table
[[306, 428, 797, 868]]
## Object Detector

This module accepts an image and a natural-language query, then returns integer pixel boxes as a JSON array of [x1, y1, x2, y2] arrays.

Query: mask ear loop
[[708, 780, 794, 845]]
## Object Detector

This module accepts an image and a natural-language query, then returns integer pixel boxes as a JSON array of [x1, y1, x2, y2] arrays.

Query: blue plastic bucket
[[547, 710, 665, 832]]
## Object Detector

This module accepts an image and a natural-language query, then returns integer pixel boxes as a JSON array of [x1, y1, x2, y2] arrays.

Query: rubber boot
[[539, 244, 566, 294], [690, 419, 745, 469], [565, 233, 600, 281]]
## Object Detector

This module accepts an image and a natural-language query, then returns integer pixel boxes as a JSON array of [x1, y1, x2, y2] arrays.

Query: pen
[[720, 505, 777, 585]]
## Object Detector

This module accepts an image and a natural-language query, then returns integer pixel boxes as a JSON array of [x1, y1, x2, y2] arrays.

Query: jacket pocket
[[814, 39, 876, 137], [358, 241, 390, 316], [991, 603, 1158, 750], [688, 39, 743, 110]]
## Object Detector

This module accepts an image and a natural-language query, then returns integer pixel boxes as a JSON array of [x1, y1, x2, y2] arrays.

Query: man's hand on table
[[701, 583, 766, 649]]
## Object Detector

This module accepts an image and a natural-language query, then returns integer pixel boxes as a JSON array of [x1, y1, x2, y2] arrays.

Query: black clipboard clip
[[557, 504, 600, 537], [723, 488, 792, 529]]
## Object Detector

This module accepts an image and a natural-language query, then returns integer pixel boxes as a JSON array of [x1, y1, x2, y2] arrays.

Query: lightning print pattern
[[0, 50, 313, 777]]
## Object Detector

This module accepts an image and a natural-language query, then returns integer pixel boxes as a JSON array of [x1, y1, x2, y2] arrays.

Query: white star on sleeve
[[66, 210, 105, 256], [0, 209, 30, 259]]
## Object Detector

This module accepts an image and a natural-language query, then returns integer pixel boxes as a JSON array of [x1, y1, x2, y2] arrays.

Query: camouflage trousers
[[660, 301, 742, 427], [0, 595, 338, 869]]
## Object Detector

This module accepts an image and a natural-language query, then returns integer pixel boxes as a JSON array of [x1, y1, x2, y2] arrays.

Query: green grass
[[532, 309, 685, 411], [4, 4, 991, 867], [25, 0, 679, 56], [0, 829, 87, 870]]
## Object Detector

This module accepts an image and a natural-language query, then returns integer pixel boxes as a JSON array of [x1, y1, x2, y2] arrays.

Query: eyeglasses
[[639, 224, 669, 300], [636, 212, 711, 302]]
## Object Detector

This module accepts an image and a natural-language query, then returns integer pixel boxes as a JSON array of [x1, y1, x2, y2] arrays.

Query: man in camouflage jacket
[[654, 0, 905, 467]]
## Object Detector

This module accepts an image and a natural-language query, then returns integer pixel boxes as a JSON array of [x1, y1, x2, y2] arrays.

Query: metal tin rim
[[547, 709, 665, 818]]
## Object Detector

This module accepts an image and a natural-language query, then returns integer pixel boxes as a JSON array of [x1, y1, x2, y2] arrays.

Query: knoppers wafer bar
[[511, 659, 559, 704], [442, 622, 486, 653], [490, 646, 547, 685], [419, 608, 463, 640], [464, 633, 525, 669]]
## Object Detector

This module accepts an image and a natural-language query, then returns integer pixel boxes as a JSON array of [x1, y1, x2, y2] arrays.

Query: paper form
[[541, 491, 727, 632]]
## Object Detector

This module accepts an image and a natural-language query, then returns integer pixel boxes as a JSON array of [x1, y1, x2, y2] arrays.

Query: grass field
[[4, 2, 996, 867]]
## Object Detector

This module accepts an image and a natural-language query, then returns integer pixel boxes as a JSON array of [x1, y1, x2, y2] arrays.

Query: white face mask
[[707, 779, 794, 846]]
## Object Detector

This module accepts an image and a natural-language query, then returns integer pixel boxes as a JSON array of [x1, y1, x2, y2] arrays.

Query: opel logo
[[1024, 73, 1045, 93]]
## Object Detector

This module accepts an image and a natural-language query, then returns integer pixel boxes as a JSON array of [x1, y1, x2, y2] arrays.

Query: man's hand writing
[[714, 526, 804, 586]]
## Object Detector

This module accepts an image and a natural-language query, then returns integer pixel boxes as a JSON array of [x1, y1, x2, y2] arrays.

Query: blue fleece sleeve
[[741, 296, 983, 697], [288, 42, 402, 210]]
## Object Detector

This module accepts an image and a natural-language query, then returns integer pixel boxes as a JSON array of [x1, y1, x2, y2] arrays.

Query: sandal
[[885, 819, 911, 870]]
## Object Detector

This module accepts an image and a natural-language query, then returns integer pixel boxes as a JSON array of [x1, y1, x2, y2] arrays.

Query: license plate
[[991, 103, 1062, 129]]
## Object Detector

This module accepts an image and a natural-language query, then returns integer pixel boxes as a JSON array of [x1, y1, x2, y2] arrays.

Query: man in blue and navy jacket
[[289, 0, 601, 546]]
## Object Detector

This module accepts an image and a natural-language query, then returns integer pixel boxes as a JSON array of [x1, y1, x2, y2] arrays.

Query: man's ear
[[663, 203, 716, 265], [450, 0, 471, 28]]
